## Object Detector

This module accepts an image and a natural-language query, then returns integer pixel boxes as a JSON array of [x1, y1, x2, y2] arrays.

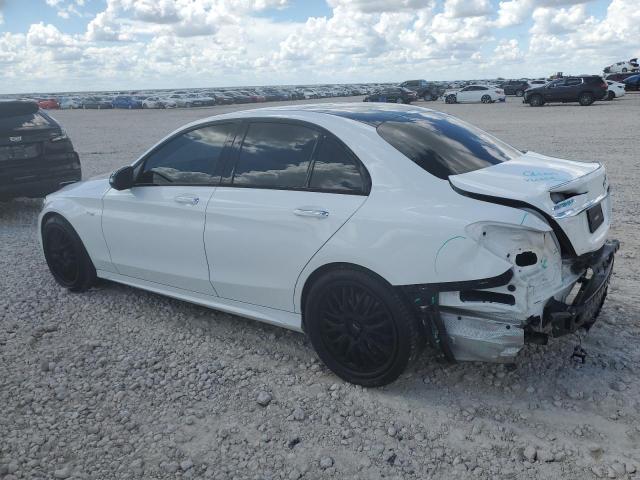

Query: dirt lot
[[1, 94, 639, 480]]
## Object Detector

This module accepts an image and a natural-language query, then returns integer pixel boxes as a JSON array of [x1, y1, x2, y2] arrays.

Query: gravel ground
[[1, 94, 639, 480]]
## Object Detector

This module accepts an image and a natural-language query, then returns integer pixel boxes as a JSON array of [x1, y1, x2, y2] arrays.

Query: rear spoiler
[[548, 163, 603, 192], [0, 101, 39, 118]]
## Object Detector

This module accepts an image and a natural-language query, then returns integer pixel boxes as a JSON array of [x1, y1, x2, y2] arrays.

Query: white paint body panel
[[102, 186, 217, 295], [205, 188, 366, 311]]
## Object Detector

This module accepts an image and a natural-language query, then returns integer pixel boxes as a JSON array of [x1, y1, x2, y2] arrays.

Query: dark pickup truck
[[1, 101, 81, 200], [523, 76, 607, 107]]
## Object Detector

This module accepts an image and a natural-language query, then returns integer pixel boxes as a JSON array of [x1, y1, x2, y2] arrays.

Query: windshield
[[377, 114, 522, 179]]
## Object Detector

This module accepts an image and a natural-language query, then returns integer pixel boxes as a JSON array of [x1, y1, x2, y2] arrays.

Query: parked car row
[[9, 84, 392, 111]]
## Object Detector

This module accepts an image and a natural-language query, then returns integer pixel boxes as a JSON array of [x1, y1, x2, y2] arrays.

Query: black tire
[[607, 90, 615, 101], [579, 92, 594, 106], [445, 94, 456, 104], [42, 215, 96, 292], [622, 68, 627, 73], [481, 95, 491, 104], [431, 94, 439, 101], [529, 94, 543, 107], [515, 89, 524, 97], [304, 268, 425, 387]]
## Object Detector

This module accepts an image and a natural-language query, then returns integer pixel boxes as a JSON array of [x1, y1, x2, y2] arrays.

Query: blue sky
[[0, 0, 637, 93]]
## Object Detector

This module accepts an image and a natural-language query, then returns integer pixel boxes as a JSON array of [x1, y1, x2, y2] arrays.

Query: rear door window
[[377, 114, 522, 180], [309, 136, 364, 193], [232, 122, 319, 189]]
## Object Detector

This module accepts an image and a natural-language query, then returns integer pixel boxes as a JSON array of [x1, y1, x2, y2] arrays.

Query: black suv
[[499, 80, 529, 97], [364, 87, 418, 104], [523, 76, 607, 107], [1, 101, 80, 200], [399, 80, 444, 101]]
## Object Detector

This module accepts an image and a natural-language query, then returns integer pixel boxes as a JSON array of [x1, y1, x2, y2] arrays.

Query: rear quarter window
[[377, 115, 522, 180]]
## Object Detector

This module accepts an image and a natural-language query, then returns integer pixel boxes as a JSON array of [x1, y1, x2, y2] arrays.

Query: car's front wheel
[[445, 94, 457, 104], [304, 268, 424, 387], [515, 89, 524, 97], [528, 94, 544, 107], [607, 90, 615, 101], [579, 92, 594, 106], [42, 215, 96, 292]]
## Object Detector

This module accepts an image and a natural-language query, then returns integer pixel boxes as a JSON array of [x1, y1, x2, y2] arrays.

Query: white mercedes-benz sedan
[[38, 104, 618, 386]]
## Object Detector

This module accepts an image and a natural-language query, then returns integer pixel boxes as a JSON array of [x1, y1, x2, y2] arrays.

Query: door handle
[[294, 208, 329, 218], [174, 195, 200, 206]]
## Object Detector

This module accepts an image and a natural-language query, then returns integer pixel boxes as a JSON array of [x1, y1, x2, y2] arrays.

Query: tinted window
[[565, 78, 581, 86], [138, 124, 233, 185], [0, 112, 51, 132], [309, 136, 364, 193], [233, 122, 319, 188], [377, 114, 522, 180]]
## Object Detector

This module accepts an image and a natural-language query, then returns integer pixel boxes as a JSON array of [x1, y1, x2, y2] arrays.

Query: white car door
[[456, 86, 473, 103], [101, 123, 236, 294], [204, 121, 368, 312]]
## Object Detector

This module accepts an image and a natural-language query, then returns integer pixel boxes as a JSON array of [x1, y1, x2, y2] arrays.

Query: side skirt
[[96, 270, 303, 332]]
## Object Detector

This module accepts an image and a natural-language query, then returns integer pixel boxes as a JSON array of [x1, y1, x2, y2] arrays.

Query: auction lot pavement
[[1, 94, 639, 480]]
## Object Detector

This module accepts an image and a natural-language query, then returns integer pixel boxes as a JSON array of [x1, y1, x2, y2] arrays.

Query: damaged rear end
[[419, 152, 617, 363]]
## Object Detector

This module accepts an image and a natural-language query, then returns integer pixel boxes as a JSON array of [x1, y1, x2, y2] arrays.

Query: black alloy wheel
[[607, 90, 615, 101], [529, 94, 543, 107], [481, 95, 492, 104], [43, 215, 96, 292], [318, 283, 397, 377], [44, 225, 79, 286], [515, 89, 524, 97], [305, 269, 425, 387], [445, 94, 456, 104], [579, 92, 594, 106]]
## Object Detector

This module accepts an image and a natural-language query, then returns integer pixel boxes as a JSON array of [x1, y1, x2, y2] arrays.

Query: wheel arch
[[298, 262, 391, 331]]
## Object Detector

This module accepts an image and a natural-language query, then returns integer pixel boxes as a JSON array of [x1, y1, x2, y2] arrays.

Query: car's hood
[[450, 151, 610, 255]]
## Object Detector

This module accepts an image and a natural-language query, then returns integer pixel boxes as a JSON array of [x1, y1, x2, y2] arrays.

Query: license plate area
[[587, 202, 604, 233], [0, 143, 40, 161]]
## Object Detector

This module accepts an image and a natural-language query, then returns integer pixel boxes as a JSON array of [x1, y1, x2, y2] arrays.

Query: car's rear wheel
[[607, 90, 615, 101], [529, 94, 543, 107], [445, 94, 456, 104], [579, 92, 594, 106], [515, 89, 524, 97], [43, 215, 96, 292], [304, 268, 424, 387], [481, 95, 491, 103]]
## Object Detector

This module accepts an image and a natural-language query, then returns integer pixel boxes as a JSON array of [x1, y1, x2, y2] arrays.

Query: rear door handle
[[174, 195, 200, 206], [294, 208, 329, 218]]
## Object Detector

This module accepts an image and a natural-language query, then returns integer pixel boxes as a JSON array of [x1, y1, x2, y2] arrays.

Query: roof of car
[[200, 103, 453, 128]]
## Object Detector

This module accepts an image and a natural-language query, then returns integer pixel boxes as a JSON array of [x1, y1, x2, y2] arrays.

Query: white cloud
[[327, 0, 434, 13], [2, 0, 640, 93], [443, 0, 493, 18]]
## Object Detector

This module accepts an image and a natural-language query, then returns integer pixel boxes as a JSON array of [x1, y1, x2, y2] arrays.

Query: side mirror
[[109, 166, 134, 191]]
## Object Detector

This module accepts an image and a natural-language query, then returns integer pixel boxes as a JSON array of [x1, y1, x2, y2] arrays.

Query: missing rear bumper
[[538, 239, 618, 337]]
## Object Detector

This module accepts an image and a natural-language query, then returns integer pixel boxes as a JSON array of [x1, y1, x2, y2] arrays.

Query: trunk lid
[[450, 151, 611, 256]]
